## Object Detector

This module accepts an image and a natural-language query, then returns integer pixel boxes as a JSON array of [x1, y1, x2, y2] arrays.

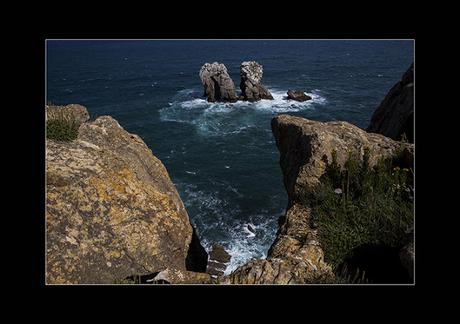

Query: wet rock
[[287, 90, 312, 102], [206, 244, 231, 277], [209, 244, 231, 263]]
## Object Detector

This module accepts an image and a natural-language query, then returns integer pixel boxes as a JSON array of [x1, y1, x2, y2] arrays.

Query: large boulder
[[240, 61, 273, 101], [287, 90, 312, 102], [367, 63, 414, 142], [220, 115, 414, 284], [199, 62, 238, 102], [46, 110, 208, 284], [271, 115, 413, 199]]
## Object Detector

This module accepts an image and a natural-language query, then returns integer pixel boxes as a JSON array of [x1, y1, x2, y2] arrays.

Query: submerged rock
[[199, 62, 238, 102], [240, 61, 273, 101], [367, 63, 414, 142], [46, 107, 208, 284], [287, 90, 312, 102]]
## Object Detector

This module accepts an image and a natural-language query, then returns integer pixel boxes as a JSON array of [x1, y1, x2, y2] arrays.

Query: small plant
[[46, 109, 79, 142]]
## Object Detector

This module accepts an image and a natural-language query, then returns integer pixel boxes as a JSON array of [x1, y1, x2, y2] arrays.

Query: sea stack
[[240, 61, 273, 101], [199, 62, 238, 103]]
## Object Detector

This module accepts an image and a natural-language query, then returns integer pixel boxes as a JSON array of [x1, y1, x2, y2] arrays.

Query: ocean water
[[46, 40, 414, 274]]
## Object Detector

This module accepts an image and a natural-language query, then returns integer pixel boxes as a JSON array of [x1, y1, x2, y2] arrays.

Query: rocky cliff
[[367, 63, 414, 142], [221, 115, 414, 284], [46, 106, 210, 284]]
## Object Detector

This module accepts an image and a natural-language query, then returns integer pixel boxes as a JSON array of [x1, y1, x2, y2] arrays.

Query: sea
[[46, 40, 414, 274]]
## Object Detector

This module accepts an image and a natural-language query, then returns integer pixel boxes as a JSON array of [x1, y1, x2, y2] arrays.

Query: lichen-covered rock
[[221, 115, 414, 284], [287, 90, 312, 102], [367, 63, 414, 142], [240, 61, 273, 101], [149, 268, 214, 284], [46, 104, 90, 125], [271, 114, 413, 200], [199, 62, 238, 102], [46, 114, 207, 284]]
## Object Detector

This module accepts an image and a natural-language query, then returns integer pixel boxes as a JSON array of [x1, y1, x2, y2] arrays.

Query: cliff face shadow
[[338, 244, 411, 284]]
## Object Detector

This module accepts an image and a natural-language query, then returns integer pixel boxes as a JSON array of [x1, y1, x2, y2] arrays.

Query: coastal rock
[[221, 115, 414, 284], [287, 90, 312, 102], [367, 63, 414, 142], [271, 114, 414, 199], [206, 244, 231, 277], [240, 61, 273, 101], [199, 62, 238, 102], [46, 110, 208, 284], [149, 268, 213, 284], [220, 204, 333, 284], [46, 104, 90, 125]]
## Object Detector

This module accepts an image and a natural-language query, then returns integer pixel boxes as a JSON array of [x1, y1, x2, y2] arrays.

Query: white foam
[[159, 88, 327, 134]]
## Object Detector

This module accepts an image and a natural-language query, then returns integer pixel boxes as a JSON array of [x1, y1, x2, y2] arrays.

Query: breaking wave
[[159, 88, 327, 137], [176, 180, 283, 275]]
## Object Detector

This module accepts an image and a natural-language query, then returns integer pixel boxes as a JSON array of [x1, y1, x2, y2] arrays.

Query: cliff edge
[[46, 105, 209, 284], [221, 115, 413, 284]]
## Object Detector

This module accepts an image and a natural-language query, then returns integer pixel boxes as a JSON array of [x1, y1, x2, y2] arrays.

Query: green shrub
[[46, 111, 79, 142], [301, 148, 414, 271]]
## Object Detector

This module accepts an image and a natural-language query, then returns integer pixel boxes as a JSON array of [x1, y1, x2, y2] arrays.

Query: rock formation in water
[[220, 115, 414, 284], [240, 61, 274, 101], [206, 244, 231, 277], [46, 105, 209, 284], [287, 90, 312, 102], [367, 63, 414, 142], [199, 62, 238, 103]]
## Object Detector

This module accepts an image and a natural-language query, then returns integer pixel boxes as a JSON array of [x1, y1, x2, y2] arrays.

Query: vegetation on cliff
[[302, 147, 414, 281], [46, 111, 79, 141]]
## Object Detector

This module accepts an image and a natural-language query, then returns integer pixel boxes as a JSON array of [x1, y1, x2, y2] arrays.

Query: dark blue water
[[47, 40, 414, 272]]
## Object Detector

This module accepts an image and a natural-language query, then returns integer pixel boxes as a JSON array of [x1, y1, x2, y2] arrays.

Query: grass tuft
[[46, 109, 79, 142]]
